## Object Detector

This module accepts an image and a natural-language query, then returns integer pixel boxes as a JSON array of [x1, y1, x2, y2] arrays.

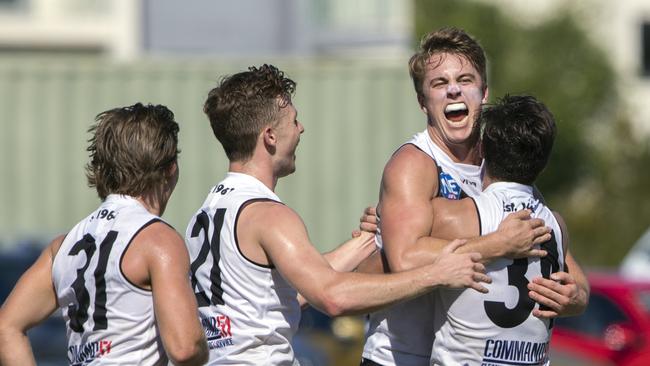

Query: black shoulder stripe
[[119, 218, 162, 292], [234, 198, 283, 269]]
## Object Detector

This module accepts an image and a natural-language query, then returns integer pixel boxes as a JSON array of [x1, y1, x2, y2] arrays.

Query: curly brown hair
[[408, 27, 487, 98], [86, 103, 180, 200], [203, 64, 296, 162]]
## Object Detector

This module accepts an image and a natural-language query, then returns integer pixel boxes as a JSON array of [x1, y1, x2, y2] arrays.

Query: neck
[[229, 160, 278, 191], [481, 174, 498, 190], [134, 195, 165, 216], [426, 126, 481, 165]]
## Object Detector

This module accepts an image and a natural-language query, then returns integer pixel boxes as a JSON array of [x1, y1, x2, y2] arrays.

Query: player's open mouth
[[444, 102, 469, 122]]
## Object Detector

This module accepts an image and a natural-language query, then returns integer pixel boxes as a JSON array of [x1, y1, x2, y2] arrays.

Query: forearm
[[0, 328, 36, 366], [322, 234, 376, 272], [563, 253, 590, 316], [457, 232, 507, 263], [322, 269, 434, 316]]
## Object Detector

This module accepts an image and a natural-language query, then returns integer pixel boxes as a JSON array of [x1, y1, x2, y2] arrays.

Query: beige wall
[[0, 56, 423, 251]]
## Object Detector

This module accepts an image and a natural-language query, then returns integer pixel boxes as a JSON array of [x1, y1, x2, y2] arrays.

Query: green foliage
[[414, 0, 650, 266]]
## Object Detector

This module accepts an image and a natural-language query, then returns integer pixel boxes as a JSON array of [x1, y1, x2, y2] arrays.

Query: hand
[[358, 206, 378, 234], [430, 239, 491, 293], [498, 210, 551, 259], [528, 271, 587, 318]]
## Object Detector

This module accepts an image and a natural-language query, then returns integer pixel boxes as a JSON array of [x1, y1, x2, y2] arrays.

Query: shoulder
[[133, 221, 188, 263], [239, 200, 305, 232], [49, 234, 67, 259], [382, 144, 439, 191], [384, 144, 438, 174]]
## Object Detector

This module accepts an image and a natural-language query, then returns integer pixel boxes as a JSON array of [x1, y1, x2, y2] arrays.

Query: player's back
[[185, 172, 300, 365], [431, 182, 564, 366], [52, 194, 166, 366]]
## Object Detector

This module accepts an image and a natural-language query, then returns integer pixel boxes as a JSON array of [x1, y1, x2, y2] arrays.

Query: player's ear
[[262, 125, 277, 155], [417, 94, 428, 115]]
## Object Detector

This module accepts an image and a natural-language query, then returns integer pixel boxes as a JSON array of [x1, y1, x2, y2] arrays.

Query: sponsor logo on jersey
[[481, 339, 549, 366], [503, 198, 541, 213], [68, 339, 112, 365], [439, 171, 462, 200], [201, 314, 234, 349], [461, 178, 479, 188]]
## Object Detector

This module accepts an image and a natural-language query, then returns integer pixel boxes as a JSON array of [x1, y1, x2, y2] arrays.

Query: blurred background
[[1, 0, 650, 365]]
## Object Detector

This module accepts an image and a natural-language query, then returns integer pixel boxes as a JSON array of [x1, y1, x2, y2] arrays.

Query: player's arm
[[528, 212, 589, 318], [0, 235, 63, 366], [420, 208, 551, 263], [321, 232, 377, 272], [133, 223, 208, 366], [244, 201, 490, 317], [377, 145, 442, 272], [297, 233, 376, 307]]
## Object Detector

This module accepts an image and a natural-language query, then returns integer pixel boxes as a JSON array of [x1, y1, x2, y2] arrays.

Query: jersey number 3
[[67, 231, 117, 333], [484, 232, 560, 328]]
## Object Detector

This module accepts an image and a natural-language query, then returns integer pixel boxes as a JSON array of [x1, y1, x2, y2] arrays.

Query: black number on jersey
[[189, 209, 226, 307], [484, 231, 560, 328], [67, 231, 117, 333]]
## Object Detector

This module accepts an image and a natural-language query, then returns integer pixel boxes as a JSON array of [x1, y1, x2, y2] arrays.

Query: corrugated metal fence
[[0, 56, 424, 251]]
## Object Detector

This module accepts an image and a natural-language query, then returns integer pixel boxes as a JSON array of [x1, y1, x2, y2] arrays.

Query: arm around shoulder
[[140, 223, 208, 365]]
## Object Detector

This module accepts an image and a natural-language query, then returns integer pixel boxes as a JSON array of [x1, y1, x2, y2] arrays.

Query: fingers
[[550, 271, 575, 284], [469, 282, 489, 294], [473, 262, 486, 273], [474, 272, 491, 284], [528, 217, 545, 229], [443, 239, 468, 253], [364, 206, 376, 216], [351, 230, 361, 238], [507, 209, 531, 221], [359, 222, 377, 234], [532, 308, 559, 319], [527, 249, 547, 258]]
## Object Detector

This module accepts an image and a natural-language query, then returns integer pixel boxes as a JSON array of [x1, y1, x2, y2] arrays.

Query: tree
[[414, 0, 649, 266]]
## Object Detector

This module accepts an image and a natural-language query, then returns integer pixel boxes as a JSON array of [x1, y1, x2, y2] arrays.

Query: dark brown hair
[[203, 64, 296, 162], [86, 103, 180, 200], [481, 95, 556, 185]]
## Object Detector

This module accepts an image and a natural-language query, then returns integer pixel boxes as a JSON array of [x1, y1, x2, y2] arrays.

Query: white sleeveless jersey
[[430, 182, 565, 366], [52, 194, 166, 366], [363, 130, 483, 366], [185, 172, 300, 366]]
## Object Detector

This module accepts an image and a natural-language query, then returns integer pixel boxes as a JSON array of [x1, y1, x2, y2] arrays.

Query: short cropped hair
[[86, 103, 180, 200], [480, 95, 556, 185], [203, 64, 296, 162], [409, 27, 487, 97]]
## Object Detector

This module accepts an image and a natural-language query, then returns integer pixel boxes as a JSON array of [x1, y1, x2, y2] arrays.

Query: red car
[[550, 272, 650, 366]]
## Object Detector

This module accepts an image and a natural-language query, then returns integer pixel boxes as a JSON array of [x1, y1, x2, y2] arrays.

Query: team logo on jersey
[[439, 171, 462, 200], [481, 339, 549, 366], [68, 339, 112, 365], [201, 314, 234, 349]]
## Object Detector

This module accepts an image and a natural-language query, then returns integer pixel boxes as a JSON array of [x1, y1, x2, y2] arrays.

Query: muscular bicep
[[141, 224, 205, 361], [378, 146, 440, 272], [242, 203, 339, 309]]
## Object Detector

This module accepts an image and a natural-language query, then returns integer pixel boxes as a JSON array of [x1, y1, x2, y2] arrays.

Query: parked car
[[550, 272, 650, 366], [620, 227, 650, 281]]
